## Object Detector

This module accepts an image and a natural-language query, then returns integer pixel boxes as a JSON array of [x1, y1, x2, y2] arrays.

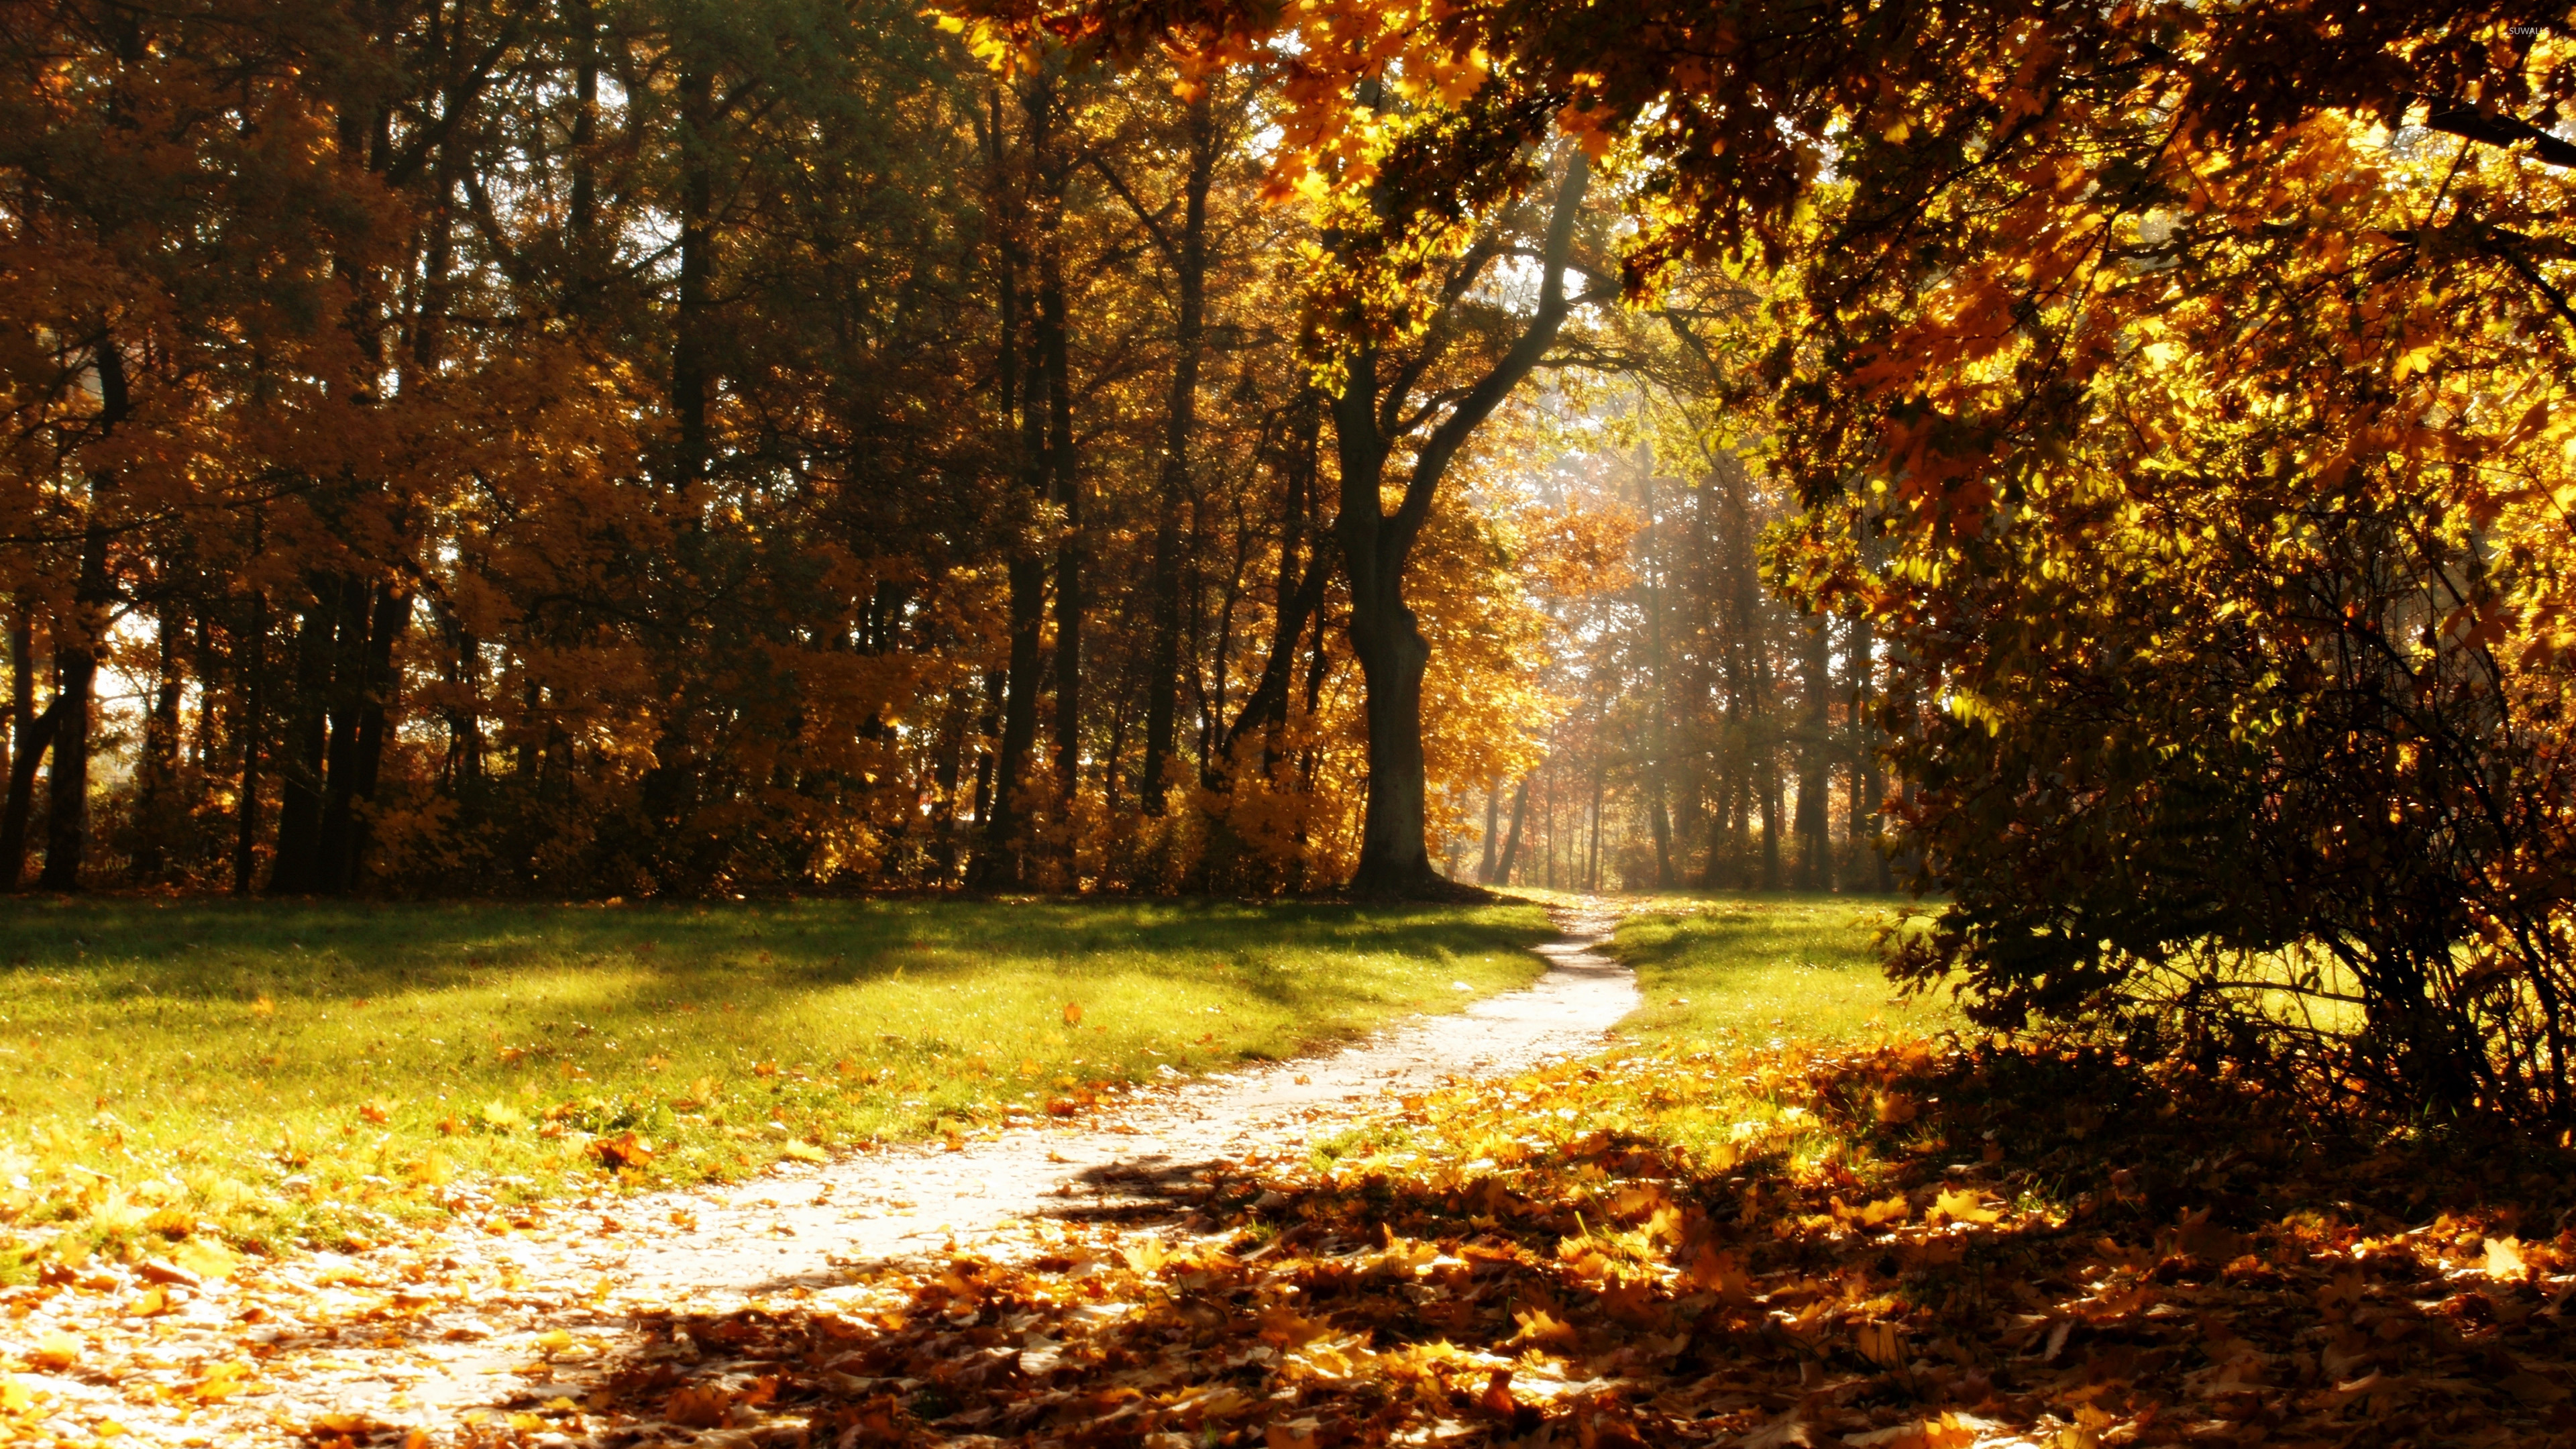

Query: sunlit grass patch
[[1603, 892, 1956, 1050], [0, 896, 1550, 1269]]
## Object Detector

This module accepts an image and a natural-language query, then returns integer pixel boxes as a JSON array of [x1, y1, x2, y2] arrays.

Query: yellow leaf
[[172, 1239, 238, 1281], [535, 1329, 574, 1355], [1933, 1187, 1999, 1225], [190, 1360, 252, 1401], [780, 1138, 828, 1163], [2484, 1236, 2526, 1281], [28, 1331, 78, 1371], [1854, 1318, 1907, 1368]]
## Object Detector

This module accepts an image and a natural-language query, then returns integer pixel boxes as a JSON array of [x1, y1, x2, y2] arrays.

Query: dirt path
[[5, 904, 1637, 1444]]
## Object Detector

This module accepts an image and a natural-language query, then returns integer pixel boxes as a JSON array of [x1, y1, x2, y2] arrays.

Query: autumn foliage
[[526, 1036, 2576, 1446], [0, 2, 1624, 900]]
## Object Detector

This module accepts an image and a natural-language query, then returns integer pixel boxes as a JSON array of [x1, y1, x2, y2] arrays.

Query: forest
[[0, 0, 1877, 910], [3, 3, 2576, 1444]]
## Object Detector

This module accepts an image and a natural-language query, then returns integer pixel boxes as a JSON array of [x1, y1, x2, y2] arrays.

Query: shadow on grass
[[467, 1043, 2576, 1447], [0, 897, 1552, 1004]]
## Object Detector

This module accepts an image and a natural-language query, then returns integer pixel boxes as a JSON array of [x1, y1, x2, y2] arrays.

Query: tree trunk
[[1479, 785, 1500, 882], [671, 61, 714, 488], [1334, 150, 1589, 898], [1636, 433, 1675, 888], [1, 702, 56, 890], [269, 582, 339, 894], [131, 599, 184, 881], [1, 612, 33, 885], [1042, 231, 1080, 806], [1140, 92, 1215, 815], [1794, 615, 1832, 890], [234, 592, 264, 896], [1490, 773, 1531, 885], [974, 79, 1053, 888], [1587, 766, 1604, 892], [41, 329, 125, 893]]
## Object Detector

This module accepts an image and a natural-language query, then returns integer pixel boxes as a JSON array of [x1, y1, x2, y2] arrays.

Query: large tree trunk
[[1343, 565, 1439, 894], [1139, 92, 1215, 815], [1334, 151, 1589, 898]]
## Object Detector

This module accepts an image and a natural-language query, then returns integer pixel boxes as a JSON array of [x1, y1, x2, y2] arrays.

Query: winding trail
[[10, 903, 1639, 1442]]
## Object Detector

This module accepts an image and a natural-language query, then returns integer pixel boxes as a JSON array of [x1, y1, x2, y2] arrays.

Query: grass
[[1602, 892, 1955, 1050], [0, 896, 1551, 1267]]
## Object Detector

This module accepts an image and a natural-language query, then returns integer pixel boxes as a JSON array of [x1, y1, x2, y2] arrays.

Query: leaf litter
[[5, 914, 2573, 1447]]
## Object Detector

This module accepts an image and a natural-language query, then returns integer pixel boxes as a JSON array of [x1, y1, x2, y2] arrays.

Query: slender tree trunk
[[1490, 773, 1530, 885], [1794, 615, 1832, 890], [269, 582, 338, 894], [1042, 236, 1080, 806], [1479, 785, 1500, 882], [41, 330, 125, 893], [672, 62, 714, 489], [1140, 92, 1214, 814], [0, 611, 32, 883], [1587, 766, 1603, 893], [1637, 435, 1675, 888], [975, 79, 1053, 888], [131, 599, 184, 881], [1758, 653, 1783, 890], [234, 592, 264, 896], [567, 0, 598, 269], [313, 577, 374, 888], [329, 582, 410, 892], [1, 702, 56, 890]]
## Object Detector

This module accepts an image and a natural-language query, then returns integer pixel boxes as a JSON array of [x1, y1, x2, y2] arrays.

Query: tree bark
[[671, 61, 714, 489], [1, 702, 56, 890], [1479, 784, 1500, 882], [1794, 614, 1832, 890], [1042, 227, 1080, 806], [975, 78, 1055, 887], [233, 592, 264, 896], [131, 598, 184, 881], [1336, 150, 1589, 898], [269, 581, 339, 894], [1139, 92, 1215, 815], [1489, 773, 1531, 885]]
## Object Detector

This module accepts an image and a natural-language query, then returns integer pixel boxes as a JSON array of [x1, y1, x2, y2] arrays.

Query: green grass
[[1603, 893, 1957, 1049], [0, 896, 1551, 1267]]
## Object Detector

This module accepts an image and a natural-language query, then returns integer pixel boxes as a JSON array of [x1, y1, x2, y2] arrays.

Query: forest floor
[[7, 896, 2575, 1449]]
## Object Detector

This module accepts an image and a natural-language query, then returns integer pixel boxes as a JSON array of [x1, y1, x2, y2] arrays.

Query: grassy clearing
[[0, 896, 1550, 1267], [1603, 892, 1954, 1050]]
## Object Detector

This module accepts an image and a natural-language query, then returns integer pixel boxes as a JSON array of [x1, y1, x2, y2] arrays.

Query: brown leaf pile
[[544, 1038, 2576, 1448]]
